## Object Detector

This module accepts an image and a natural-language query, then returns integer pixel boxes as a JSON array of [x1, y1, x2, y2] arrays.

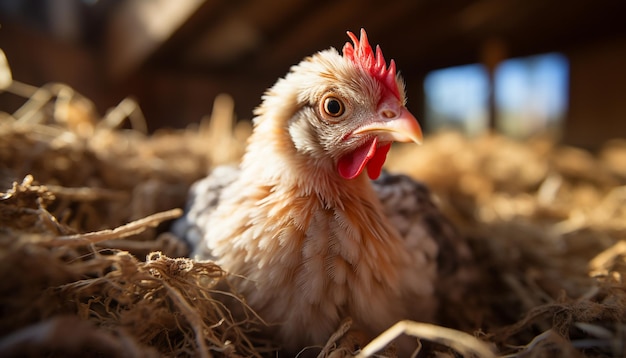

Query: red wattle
[[366, 142, 391, 179], [337, 137, 379, 180]]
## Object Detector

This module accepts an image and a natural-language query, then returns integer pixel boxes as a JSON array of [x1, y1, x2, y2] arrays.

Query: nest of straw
[[0, 49, 625, 357]]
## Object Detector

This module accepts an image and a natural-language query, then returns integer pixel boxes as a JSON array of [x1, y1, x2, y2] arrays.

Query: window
[[424, 53, 569, 137], [424, 64, 489, 135], [495, 53, 569, 137]]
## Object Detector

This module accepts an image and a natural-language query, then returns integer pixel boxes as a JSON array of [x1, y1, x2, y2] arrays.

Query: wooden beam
[[183, 0, 307, 67], [105, 0, 209, 80]]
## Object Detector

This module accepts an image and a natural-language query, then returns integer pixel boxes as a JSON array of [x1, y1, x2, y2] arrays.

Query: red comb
[[342, 29, 401, 100]]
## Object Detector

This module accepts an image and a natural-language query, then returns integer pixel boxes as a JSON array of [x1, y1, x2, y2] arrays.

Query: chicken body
[[174, 30, 471, 353]]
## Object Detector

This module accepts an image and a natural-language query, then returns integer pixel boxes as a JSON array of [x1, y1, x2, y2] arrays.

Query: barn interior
[[1, 1, 626, 357], [2, 0, 626, 146]]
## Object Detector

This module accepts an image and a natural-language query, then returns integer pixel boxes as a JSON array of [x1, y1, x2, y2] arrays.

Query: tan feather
[[174, 30, 472, 355]]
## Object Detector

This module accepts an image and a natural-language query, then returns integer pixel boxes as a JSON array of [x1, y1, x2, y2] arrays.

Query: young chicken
[[174, 29, 472, 354]]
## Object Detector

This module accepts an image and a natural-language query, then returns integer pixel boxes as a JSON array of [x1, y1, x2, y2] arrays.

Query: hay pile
[[1, 51, 625, 357]]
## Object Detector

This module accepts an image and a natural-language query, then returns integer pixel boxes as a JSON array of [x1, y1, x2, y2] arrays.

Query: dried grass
[[1, 49, 625, 357]]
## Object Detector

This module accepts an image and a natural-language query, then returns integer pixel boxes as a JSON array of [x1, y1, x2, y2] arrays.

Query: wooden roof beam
[[105, 0, 209, 80]]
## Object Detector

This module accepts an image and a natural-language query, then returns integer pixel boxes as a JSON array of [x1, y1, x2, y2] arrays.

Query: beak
[[353, 106, 423, 144]]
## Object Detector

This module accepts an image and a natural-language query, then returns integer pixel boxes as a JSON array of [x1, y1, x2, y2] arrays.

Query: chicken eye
[[322, 96, 345, 117]]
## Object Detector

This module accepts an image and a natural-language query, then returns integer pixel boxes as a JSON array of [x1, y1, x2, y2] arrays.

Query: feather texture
[[173, 30, 473, 354], [175, 167, 453, 351]]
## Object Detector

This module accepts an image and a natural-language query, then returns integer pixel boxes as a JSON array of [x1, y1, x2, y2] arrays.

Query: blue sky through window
[[495, 53, 569, 136], [424, 53, 569, 137], [424, 63, 489, 135]]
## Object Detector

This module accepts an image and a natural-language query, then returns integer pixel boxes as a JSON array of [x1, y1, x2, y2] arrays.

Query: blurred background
[[0, 0, 625, 149]]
